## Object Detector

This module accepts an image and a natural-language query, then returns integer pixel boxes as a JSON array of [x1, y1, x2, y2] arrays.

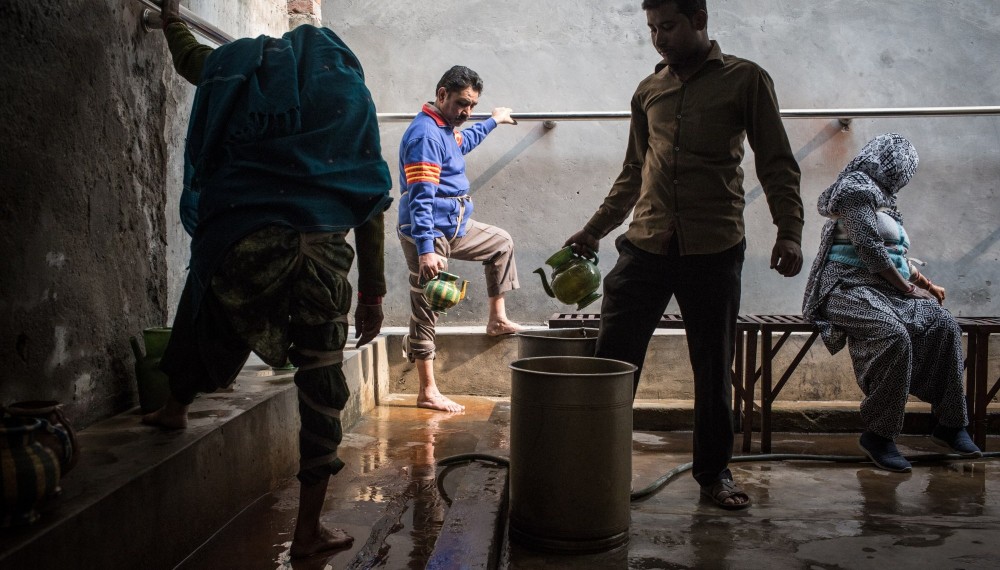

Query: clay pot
[[0, 416, 62, 528], [2, 400, 77, 475]]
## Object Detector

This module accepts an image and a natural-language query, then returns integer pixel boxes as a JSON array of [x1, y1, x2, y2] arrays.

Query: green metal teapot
[[130, 327, 172, 414], [534, 246, 602, 310], [423, 271, 469, 314]]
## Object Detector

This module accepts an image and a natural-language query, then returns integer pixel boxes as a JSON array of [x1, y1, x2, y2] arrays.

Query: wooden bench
[[548, 312, 997, 452], [961, 317, 1000, 449], [744, 315, 997, 452]]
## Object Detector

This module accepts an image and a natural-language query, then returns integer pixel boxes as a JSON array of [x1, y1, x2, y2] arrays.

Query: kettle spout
[[459, 280, 468, 301], [130, 336, 144, 361], [533, 268, 556, 298]]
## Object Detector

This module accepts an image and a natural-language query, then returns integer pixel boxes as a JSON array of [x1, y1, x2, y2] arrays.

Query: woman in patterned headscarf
[[802, 133, 980, 472]]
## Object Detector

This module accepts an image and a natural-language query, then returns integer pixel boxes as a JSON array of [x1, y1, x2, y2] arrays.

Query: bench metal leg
[[742, 330, 758, 453], [733, 329, 744, 435], [975, 331, 989, 450], [761, 331, 774, 454]]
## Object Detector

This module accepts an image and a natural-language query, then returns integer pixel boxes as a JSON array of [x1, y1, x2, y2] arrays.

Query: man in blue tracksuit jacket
[[397, 65, 521, 412]]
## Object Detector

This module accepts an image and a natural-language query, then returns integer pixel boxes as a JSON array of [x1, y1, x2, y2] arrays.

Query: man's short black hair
[[436, 65, 484, 95], [641, 0, 706, 20]]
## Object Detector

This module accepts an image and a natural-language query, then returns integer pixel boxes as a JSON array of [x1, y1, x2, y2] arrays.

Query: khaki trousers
[[399, 219, 518, 361]]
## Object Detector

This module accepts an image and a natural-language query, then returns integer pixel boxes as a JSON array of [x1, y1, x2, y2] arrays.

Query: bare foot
[[487, 319, 524, 337], [141, 400, 189, 430], [417, 393, 465, 413], [290, 525, 353, 559]]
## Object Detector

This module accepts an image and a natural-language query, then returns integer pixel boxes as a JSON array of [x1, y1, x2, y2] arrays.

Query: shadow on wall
[[469, 123, 557, 195]]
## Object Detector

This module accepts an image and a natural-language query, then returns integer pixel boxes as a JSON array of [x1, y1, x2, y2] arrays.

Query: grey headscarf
[[801, 133, 919, 320]]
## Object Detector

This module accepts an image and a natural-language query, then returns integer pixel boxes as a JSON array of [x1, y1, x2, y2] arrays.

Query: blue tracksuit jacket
[[397, 103, 497, 255]]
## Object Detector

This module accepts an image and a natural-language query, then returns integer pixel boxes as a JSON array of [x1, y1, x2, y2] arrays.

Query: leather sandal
[[700, 478, 752, 510]]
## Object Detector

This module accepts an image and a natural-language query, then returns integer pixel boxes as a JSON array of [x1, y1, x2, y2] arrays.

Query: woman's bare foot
[[487, 319, 524, 337], [417, 391, 465, 413], [141, 399, 189, 430], [290, 524, 354, 559]]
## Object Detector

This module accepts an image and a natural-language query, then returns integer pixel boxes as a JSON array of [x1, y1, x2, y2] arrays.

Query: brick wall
[[287, 0, 320, 28]]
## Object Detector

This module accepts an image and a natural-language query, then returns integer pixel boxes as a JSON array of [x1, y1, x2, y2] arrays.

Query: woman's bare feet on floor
[[486, 319, 524, 337], [417, 391, 465, 413], [290, 525, 354, 559], [141, 400, 189, 430]]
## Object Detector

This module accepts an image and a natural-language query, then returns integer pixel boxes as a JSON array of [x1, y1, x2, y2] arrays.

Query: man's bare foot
[[487, 319, 524, 337], [290, 525, 353, 559], [141, 400, 189, 430], [417, 393, 465, 413]]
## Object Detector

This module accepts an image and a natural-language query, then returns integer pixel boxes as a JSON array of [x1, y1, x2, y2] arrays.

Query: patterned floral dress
[[802, 134, 968, 439]]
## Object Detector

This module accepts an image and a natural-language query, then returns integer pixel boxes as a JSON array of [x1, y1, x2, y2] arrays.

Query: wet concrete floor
[[177, 395, 1000, 569]]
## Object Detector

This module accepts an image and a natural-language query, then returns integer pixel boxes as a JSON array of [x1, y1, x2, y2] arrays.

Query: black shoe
[[931, 425, 982, 457], [858, 431, 912, 472]]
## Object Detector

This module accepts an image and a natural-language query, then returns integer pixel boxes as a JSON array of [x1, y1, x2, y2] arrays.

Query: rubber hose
[[434, 451, 1000, 503], [434, 453, 510, 506], [630, 451, 1000, 501]]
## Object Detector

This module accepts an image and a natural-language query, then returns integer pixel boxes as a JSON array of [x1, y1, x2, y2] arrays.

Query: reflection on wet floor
[[175, 396, 1000, 570]]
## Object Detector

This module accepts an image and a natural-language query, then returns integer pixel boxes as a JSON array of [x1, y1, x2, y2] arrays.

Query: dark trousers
[[596, 236, 745, 486], [161, 274, 251, 406], [161, 229, 353, 484]]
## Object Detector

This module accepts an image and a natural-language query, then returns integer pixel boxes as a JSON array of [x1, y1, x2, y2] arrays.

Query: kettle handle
[[575, 246, 599, 265], [570, 242, 600, 264]]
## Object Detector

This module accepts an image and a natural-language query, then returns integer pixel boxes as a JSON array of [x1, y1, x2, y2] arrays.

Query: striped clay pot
[[1, 416, 62, 528]]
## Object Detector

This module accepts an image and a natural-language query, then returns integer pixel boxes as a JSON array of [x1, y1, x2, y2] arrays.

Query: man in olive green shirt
[[565, 0, 803, 510]]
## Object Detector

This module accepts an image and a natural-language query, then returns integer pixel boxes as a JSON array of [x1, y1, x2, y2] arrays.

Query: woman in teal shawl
[[802, 134, 979, 473], [143, 1, 391, 558]]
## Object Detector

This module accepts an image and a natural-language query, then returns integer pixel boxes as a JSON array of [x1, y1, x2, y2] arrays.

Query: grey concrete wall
[[3, 0, 997, 429], [325, 0, 1000, 326], [0, 1, 288, 428], [1, 0, 171, 427]]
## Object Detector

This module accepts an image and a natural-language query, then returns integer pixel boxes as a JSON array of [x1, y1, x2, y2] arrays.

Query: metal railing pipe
[[137, 0, 234, 46], [781, 106, 1000, 119], [377, 106, 1000, 124]]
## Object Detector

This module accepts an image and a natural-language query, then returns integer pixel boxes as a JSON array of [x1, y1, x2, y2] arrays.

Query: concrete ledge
[[0, 338, 389, 570], [633, 399, 984, 434], [384, 327, 865, 401], [385, 327, 999, 407]]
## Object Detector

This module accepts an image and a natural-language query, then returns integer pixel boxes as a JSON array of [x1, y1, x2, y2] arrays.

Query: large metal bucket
[[515, 327, 599, 359], [508, 356, 637, 553]]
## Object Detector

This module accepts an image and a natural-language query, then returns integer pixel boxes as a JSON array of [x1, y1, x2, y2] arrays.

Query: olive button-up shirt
[[585, 41, 803, 255]]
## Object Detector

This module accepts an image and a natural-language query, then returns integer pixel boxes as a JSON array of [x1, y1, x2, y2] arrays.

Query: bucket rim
[[509, 355, 637, 375]]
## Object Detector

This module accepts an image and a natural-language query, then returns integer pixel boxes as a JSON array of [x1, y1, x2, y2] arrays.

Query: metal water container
[[515, 327, 599, 359], [508, 356, 636, 553]]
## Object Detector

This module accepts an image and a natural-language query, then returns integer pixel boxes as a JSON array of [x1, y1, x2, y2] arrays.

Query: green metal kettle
[[423, 271, 469, 314], [534, 246, 602, 310], [130, 327, 172, 414]]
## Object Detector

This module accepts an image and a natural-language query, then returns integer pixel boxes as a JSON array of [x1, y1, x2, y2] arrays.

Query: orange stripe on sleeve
[[404, 162, 441, 185]]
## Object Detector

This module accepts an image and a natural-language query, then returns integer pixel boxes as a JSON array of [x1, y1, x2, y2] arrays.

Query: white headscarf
[[802, 133, 919, 320]]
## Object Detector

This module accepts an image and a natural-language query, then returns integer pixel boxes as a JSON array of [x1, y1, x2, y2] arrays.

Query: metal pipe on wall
[[137, 0, 234, 45], [378, 106, 1000, 124]]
